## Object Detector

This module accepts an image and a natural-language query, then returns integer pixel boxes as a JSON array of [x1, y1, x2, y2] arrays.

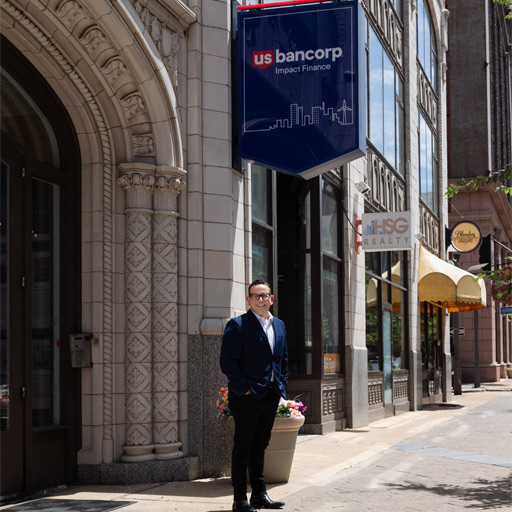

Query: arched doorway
[[0, 37, 82, 500]]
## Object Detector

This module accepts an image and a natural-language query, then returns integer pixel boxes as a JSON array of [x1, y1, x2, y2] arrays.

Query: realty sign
[[237, 1, 366, 179], [361, 211, 414, 252]]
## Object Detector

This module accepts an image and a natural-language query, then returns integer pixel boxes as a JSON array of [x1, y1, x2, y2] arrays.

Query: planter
[[507, 367, 512, 379], [225, 415, 305, 483]]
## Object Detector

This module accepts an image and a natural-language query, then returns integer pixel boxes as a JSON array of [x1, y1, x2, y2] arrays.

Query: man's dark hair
[[248, 279, 272, 296]]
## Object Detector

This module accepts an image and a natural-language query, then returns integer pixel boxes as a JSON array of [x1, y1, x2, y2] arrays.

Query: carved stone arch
[[0, 0, 188, 465], [0, 0, 120, 463], [52, 0, 184, 168], [1, 0, 185, 167]]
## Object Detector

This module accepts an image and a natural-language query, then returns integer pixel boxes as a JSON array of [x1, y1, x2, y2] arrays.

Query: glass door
[[0, 157, 25, 498], [32, 178, 61, 429], [421, 302, 442, 400], [1, 38, 81, 500], [0, 150, 75, 499]]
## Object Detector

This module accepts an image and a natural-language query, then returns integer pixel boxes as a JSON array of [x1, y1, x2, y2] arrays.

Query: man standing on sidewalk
[[220, 279, 288, 512]]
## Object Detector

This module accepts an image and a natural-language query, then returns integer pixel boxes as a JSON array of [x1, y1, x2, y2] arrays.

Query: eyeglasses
[[249, 293, 271, 300]]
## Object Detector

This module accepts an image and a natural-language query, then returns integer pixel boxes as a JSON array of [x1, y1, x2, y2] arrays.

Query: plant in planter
[[217, 387, 306, 483]]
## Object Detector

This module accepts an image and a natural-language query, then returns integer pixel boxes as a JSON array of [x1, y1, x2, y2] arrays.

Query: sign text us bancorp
[[362, 211, 414, 252], [237, 1, 366, 179]]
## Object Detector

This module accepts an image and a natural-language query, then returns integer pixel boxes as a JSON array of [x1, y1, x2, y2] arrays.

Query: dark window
[[251, 167, 344, 378]]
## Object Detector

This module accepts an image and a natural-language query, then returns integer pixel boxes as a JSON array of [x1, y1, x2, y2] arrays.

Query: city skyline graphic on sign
[[246, 100, 353, 133]]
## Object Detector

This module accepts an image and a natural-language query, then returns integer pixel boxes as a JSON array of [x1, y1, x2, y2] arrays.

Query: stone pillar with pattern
[[118, 163, 156, 462], [152, 167, 186, 460]]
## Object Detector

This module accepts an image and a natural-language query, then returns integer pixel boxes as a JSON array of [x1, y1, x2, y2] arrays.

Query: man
[[220, 279, 288, 512]]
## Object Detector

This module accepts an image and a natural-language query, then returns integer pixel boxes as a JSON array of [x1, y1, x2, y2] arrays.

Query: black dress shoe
[[233, 499, 257, 512], [250, 493, 285, 509]]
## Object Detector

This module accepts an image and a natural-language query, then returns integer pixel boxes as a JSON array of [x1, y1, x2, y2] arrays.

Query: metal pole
[[453, 312, 462, 395], [474, 309, 480, 388], [451, 254, 462, 395]]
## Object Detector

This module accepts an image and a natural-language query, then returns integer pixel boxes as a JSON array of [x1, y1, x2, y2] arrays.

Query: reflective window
[[323, 257, 340, 375], [251, 164, 269, 225], [390, 0, 403, 21], [252, 224, 271, 282], [321, 181, 338, 256], [418, 109, 438, 213], [251, 164, 274, 285], [0, 68, 60, 167], [367, 27, 405, 175], [321, 179, 341, 375], [417, 0, 437, 86]]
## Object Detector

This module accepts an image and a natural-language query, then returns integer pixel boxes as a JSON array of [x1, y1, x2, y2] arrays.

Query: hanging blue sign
[[237, 1, 366, 179]]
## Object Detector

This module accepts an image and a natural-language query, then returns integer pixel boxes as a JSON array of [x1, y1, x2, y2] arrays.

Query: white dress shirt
[[253, 311, 275, 381]]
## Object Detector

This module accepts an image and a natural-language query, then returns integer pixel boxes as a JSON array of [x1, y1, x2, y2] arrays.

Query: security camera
[[355, 181, 371, 195]]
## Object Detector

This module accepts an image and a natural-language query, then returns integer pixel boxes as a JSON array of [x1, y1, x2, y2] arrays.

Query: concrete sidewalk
[[3, 381, 511, 512]]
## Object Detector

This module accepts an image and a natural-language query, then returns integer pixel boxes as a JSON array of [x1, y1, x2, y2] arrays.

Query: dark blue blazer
[[220, 309, 288, 400]]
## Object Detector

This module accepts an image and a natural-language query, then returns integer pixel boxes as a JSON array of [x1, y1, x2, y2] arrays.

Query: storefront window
[[321, 180, 341, 374], [421, 302, 443, 397], [251, 165, 274, 285], [252, 224, 270, 282], [252, 170, 343, 378], [323, 257, 340, 374], [365, 251, 408, 372], [277, 174, 312, 375], [321, 181, 338, 255], [392, 290, 406, 370], [252, 164, 269, 224]]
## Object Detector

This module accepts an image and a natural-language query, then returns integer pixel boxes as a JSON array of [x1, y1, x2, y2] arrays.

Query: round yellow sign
[[450, 221, 482, 253]]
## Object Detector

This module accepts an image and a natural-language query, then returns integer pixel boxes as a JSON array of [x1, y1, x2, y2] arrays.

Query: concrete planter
[[506, 367, 512, 379], [225, 415, 305, 483]]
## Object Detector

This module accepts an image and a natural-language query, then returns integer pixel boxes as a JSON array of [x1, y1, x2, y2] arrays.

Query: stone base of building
[[368, 401, 411, 423], [301, 417, 346, 435], [77, 457, 199, 486]]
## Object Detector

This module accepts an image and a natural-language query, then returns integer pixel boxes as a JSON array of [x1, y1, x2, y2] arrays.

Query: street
[[3, 390, 511, 512], [284, 394, 512, 511]]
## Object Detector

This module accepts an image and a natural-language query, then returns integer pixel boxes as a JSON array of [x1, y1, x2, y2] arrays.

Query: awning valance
[[418, 246, 487, 313]]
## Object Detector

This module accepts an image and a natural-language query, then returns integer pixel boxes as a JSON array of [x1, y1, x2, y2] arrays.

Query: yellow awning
[[418, 246, 487, 313]]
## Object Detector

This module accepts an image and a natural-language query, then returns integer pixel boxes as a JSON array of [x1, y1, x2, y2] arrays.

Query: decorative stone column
[[152, 167, 186, 460], [118, 163, 156, 462]]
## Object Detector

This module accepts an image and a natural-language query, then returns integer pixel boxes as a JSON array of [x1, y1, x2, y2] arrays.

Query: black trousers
[[229, 389, 280, 501]]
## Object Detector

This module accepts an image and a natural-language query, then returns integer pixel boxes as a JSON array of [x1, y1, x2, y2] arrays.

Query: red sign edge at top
[[237, 0, 332, 10]]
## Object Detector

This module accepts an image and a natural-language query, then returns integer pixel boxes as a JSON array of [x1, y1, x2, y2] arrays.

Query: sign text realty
[[362, 211, 414, 252]]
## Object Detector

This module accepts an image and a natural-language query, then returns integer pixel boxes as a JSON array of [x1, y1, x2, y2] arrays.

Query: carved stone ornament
[[154, 170, 186, 213], [130, 0, 181, 88]]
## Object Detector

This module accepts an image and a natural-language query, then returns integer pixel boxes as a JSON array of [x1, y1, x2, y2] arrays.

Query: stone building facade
[[1, 0, 492, 501]]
